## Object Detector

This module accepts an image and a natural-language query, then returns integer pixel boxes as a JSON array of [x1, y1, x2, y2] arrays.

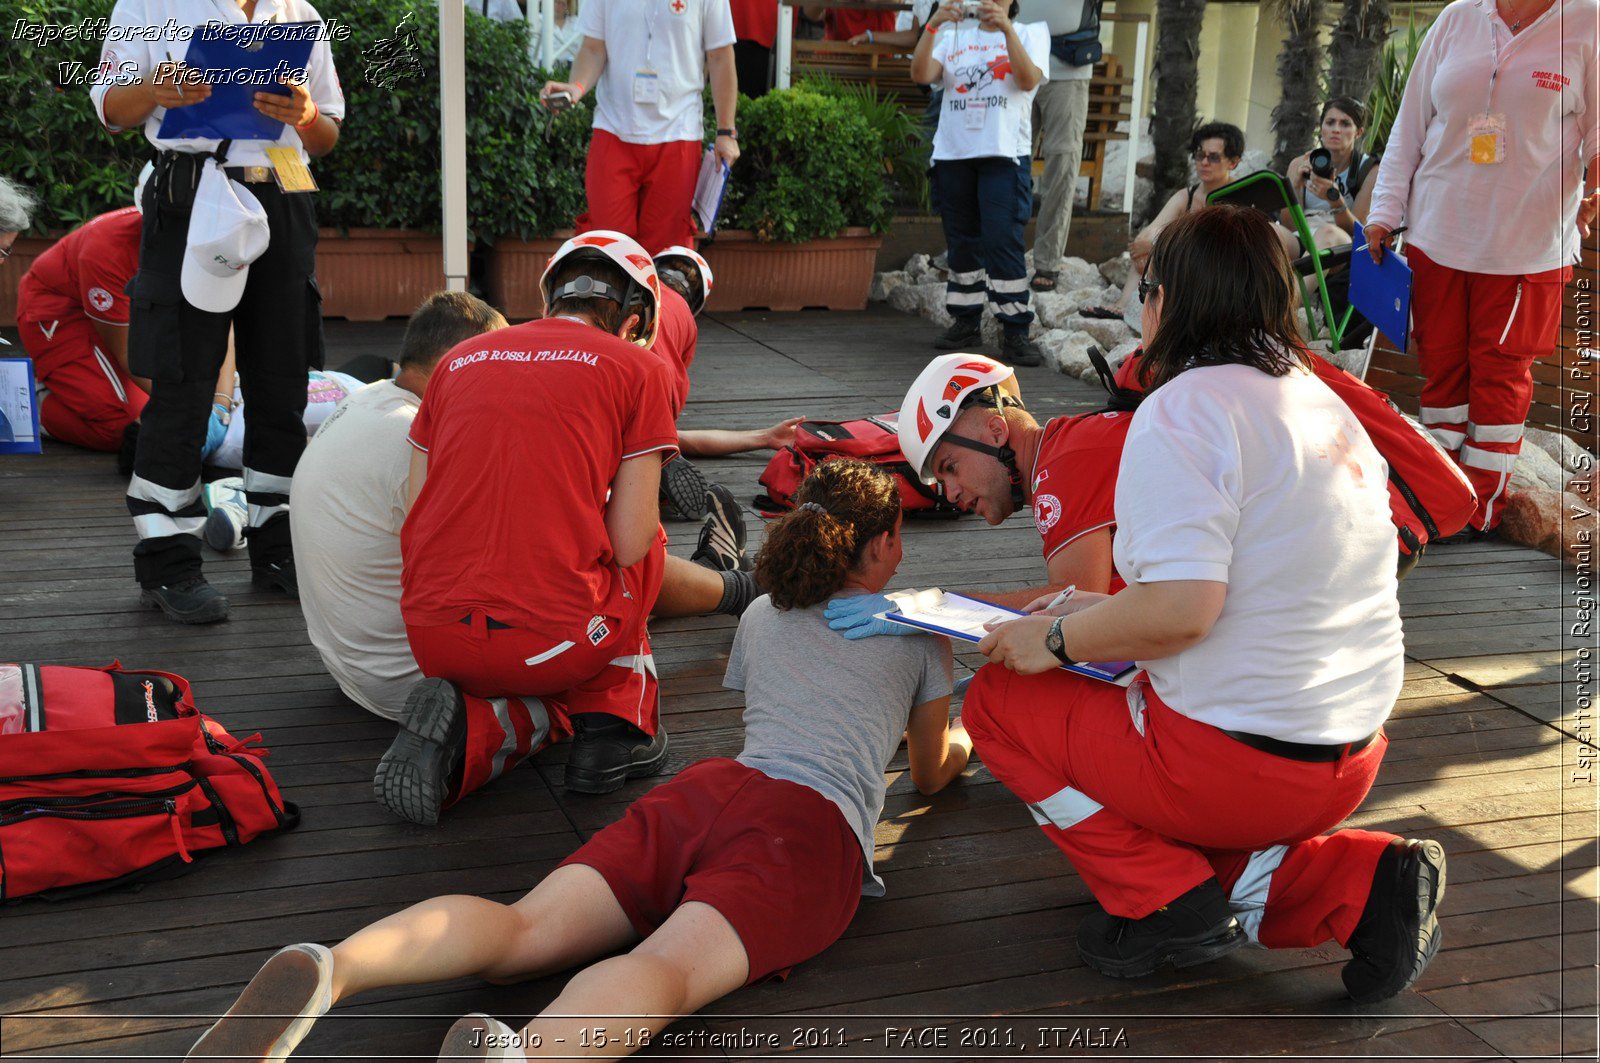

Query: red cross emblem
[[669, 0, 686, 13]]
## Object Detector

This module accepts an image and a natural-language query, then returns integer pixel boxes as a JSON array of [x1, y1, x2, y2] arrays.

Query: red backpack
[[1111, 350, 1477, 565], [0, 662, 298, 902], [756, 414, 963, 517]]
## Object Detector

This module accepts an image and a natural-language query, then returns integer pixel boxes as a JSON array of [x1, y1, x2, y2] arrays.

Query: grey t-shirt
[[725, 592, 953, 897]]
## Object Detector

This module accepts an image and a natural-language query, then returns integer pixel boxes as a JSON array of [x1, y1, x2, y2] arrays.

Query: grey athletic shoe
[[692, 484, 748, 572], [185, 943, 334, 1062]]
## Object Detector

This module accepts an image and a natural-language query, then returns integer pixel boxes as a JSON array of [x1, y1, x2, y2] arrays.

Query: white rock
[[870, 270, 908, 303], [1063, 314, 1133, 350], [1525, 426, 1598, 477], [1057, 257, 1102, 291], [905, 253, 934, 283], [915, 282, 952, 328], [1037, 329, 1099, 379], [1099, 252, 1132, 288], [1032, 290, 1078, 330], [887, 283, 922, 317], [1511, 440, 1568, 493], [1106, 338, 1141, 368], [1063, 285, 1106, 312]]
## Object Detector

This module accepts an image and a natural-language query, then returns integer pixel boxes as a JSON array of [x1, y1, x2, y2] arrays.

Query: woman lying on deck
[[185, 458, 972, 1062]]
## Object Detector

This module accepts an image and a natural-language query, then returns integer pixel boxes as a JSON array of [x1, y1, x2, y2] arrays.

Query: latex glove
[[200, 403, 229, 461], [824, 592, 919, 640]]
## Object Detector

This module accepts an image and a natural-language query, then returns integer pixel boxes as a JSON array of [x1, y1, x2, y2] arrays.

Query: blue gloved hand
[[200, 403, 229, 461], [824, 592, 917, 640]]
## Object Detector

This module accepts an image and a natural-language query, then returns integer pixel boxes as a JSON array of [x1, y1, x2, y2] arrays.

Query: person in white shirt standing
[[969, 205, 1446, 1004], [92, 0, 345, 624], [291, 292, 507, 723], [1366, 0, 1600, 537], [913, 0, 1050, 367], [1017, 0, 1096, 295], [540, 0, 740, 253]]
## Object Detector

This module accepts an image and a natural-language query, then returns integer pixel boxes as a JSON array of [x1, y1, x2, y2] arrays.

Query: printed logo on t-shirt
[[1034, 492, 1061, 534], [87, 287, 114, 313], [953, 55, 1013, 95], [1531, 70, 1570, 92], [587, 615, 611, 646], [669, 0, 687, 13]]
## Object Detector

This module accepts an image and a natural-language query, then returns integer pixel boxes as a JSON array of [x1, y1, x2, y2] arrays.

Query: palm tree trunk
[[1327, 0, 1393, 103], [1150, 0, 1207, 213], [1271, 0, 1327, 174]]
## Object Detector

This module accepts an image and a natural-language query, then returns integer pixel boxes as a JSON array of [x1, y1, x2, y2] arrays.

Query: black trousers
[[733, 39, 771, 99], [126, 152, 325, 588]]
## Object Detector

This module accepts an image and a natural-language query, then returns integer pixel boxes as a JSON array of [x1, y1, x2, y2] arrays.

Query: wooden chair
[[1076, 54, 1134, 210], [791, 39, 923, 110]]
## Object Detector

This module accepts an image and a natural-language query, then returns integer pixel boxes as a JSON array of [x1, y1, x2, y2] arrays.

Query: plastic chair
[[1206, 171, 1355, 350]]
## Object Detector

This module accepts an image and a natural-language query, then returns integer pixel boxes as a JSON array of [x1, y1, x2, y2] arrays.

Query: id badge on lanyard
[[1469, 112, 1507, 164], [634, 69, 660, 103]]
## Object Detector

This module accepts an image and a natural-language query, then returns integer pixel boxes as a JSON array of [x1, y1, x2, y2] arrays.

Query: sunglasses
[[1137, 269, 1158, 304], [0, 245, 11, 261], [1191, 150, 1226, 164]]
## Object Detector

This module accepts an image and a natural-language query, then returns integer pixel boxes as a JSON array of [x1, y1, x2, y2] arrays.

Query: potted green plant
[[704, 85, 894, 311]]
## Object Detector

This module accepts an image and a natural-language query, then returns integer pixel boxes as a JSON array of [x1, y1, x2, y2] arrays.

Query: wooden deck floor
[[0, 307, 1594, 1061]]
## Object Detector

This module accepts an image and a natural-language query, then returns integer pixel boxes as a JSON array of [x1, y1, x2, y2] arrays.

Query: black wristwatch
[[717, 128, 738, 139], [1045, 617, 1076, 666]]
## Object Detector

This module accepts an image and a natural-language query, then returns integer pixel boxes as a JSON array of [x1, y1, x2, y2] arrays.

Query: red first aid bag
[[757, 414, 962, 517], [0, 662, 298, 902]]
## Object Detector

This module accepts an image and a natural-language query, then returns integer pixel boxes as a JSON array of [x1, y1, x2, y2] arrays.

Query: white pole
[[440, 0, 469, 292], [541, 0, 556, 68], [1122, 18, 1148, 216], [775, 2, 793, 89], [526, 0, 539, 62]]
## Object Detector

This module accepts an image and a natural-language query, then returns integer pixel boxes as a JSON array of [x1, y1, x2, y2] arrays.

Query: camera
[[545, 90, 573, 113], [1309, 147, 1335, 180], [960, 0, 983, 18]]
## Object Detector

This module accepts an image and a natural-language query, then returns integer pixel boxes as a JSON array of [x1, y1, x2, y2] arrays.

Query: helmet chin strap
[[942, 433, 1027, 509]]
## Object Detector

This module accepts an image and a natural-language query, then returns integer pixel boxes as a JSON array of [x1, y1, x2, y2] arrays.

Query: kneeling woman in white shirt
[[969, 204, 1445, 1004]]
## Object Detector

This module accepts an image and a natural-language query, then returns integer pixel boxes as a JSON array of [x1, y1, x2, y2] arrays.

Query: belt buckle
[[239, 166, 272, 184]]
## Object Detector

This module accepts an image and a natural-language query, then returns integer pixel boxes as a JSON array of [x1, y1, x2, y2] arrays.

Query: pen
[[1044, 585, 1076, 612], [167, 51, 183, 99], [1353, 225, 1406, 255]]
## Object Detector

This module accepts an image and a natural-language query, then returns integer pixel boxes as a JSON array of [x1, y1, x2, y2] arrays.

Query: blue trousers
[[934, 156, 1034, 334]]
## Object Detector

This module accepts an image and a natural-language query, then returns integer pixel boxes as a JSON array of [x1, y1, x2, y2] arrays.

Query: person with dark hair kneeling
[[377, 232, 679, 821], [967, 205, 1445, 1003], [186, 459, 969, 1062]]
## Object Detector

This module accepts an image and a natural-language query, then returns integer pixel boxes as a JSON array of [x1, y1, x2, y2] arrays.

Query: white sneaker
[[203, 477, 248, 552], [437, 1013, 528, 1061], [186, 942, 335, 1062]]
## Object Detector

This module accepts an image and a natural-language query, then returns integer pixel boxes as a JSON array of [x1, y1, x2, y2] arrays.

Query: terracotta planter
[[0, 237, 60, 328], [700, 228, 884, 312], [484, 233, 572, 321], [315, 229, 448, 321]]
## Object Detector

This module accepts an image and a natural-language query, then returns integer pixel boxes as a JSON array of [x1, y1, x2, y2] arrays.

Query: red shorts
[[561, 758, 864, 984]]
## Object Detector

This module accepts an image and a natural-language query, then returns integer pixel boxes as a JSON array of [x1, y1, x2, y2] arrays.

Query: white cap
[[134, 161, 154, 214], [181, 163, 270, 314]]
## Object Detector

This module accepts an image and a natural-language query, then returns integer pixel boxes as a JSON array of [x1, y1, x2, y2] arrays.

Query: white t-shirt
[[1112, 363, 1405, 744], [91, 0, 347, 169], [578, 0, 737, 145], [212, 370, 362, 470], [290, 382, 424, 722], [1366, 0, 1599, 274], [1015, 0, 1096, 81], [930, 21, 1051, 161]]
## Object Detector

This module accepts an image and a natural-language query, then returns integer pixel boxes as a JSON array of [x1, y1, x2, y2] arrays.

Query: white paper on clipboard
[[692, 147, 729, 233]]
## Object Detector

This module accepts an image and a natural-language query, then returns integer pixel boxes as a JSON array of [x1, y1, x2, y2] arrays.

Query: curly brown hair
[[755, 459, 901, 610]]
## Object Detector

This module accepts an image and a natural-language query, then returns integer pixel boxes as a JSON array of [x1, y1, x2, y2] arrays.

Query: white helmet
[[540, 230, 662, 348], [653, 245, 714, 316], [898, 354, 1021, 484]]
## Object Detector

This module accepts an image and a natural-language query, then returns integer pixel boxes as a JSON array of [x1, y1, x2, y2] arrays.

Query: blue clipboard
[[0, 358, 43, 455], [157, 22, 318, 142], [1348, 221, 1413, 349], [692, 148, 730, 234]]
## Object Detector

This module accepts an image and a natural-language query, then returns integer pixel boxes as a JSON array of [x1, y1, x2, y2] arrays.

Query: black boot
[[373, 678, 470, 826], [1342, 838, 1447, 1003], [140, 575, 230, 625], [564, 713, 669, 795], [1076, 879, 1245, 978], [933, 315, 983, 351]]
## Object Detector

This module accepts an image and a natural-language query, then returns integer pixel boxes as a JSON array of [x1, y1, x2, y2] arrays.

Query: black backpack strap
[[1087, 345, 1145, 414]]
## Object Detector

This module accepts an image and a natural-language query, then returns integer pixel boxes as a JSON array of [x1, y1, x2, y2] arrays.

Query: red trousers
[[963, 666, 1397, 948], [18, 315, 147, 452], [578, 130, 701, 254], [1410, 245, 1570, 530], [405, 531, 668, 805]]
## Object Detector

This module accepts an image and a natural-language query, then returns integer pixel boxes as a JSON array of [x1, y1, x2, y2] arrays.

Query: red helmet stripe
[[916, 398, 933, 441]]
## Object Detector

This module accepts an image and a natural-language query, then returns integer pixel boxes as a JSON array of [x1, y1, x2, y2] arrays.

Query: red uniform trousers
[[1409, 245, 1571, 530], [577, 130, 701, 254], [18, 314, 147, 452], [963, 665, 1397, 948], [404, 530, 668, 807]]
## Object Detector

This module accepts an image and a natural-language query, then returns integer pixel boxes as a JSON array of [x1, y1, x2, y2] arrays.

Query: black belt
[[156, 151, 275, 184], [1220, 727, 1380, 763]]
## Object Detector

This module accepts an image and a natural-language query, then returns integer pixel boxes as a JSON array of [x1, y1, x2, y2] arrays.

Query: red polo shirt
[[17, 207, 142, 327]]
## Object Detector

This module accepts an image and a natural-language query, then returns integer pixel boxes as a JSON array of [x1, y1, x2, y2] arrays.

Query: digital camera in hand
[[1309, 147, 1335, 179]]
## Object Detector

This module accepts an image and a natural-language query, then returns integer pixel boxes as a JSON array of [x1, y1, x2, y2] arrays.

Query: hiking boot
[[185, 942, 334, 1062], [438, 1013, 523, 1061], [1434, 525, 1494, 546], [203, 477, 248, 552], [692, 484, 749, 572], [661, 456, 710, 521], [117, 420, 140, 477], [564, 713, 669, 795], [374, 678, 469, 826], [252, 557, 299, 599], [1342, 838, 1447, 1003], [933, 315, 983, 351], [1001, 332, 1045, 367], [140, 576, 230, 625], [1076, 879, 1246, 979]]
